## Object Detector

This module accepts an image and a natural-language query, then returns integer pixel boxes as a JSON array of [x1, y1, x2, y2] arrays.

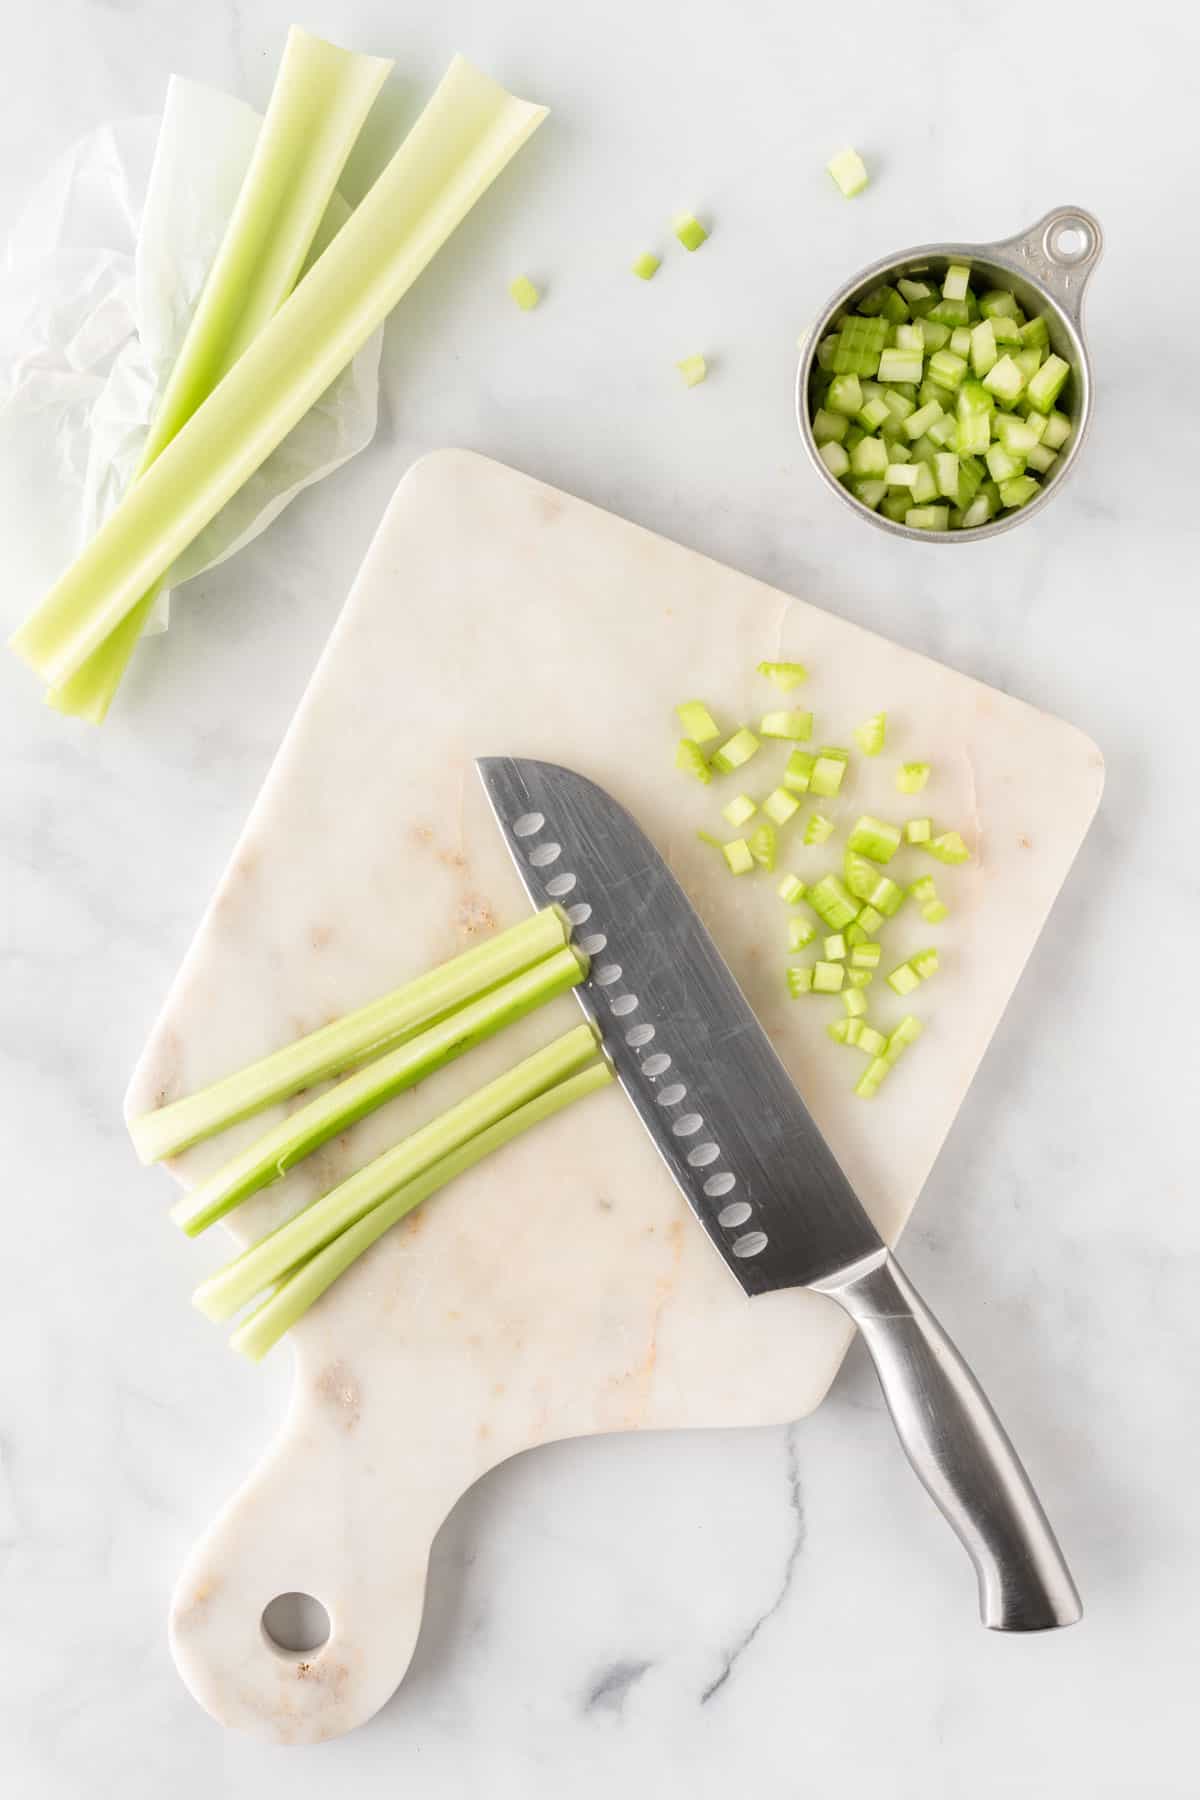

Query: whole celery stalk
[[230, 1060, 614, 1360]]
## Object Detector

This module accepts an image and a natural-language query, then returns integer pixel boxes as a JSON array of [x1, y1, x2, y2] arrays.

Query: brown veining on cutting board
[[457, 894, 496, 934], [172, 1572, 221, 1633], [315, 1360, 361, 1429], [310, 924, 335, 950]]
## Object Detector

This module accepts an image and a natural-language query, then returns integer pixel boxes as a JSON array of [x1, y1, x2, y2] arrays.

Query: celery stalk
[[229, 1060, 613, 1360], [43, 29, 394, 720], [194, 1023, 600, 1321], [130, 906, 568, 1163], [170, 945, 586, 1236], [12, 57, 548, 690]]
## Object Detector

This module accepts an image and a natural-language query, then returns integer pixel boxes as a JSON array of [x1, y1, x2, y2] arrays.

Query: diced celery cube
[[896, 763, 931, 795], [935, 453, 961, 501], [970, 320, 998, 377], [919, 319, 951, 353], [959, 493, 993, 528], [631, 252, 661, 280], [1026, 354, 1070, 413], [1020, 314, 1050, 352], [904, 400, 944, 441], [816, 336, 838, 370], [990, 315, 1021, 344], [784, 749, 815, 792], [949, 327, 972, 360], [676, 699, 720, 743], [808, 874, 859, 928], [842, 986, 868, 1018], [905, 816, 932, 842], [712, 726, 760, 773], [986, 442, 1026, 483], [982, 355, 1025, 404], [927, 297, 969, 328], [886, 462, 920, 489], [677, 354, 708, 387], [850, 942, 881, 969], [1042, 410, 1072, 450], [818, 442, 850, 479], [828, 1017, 853, 1044], [849, 436, 889, 479], [856, 904, 884, 933], [980, 289, 1021, 320], [787, 966, 814, 997], [763, 786, 801, 826], [993, 414, 1040, 454], [824, 933, 847, 961], [896, 277, 933, 307], [721, 792, 757, 828], [788, 917, 816, 952], [868, 874, 905, 915], [827, 149, 868, 198], [810, 749, 850, 797], [922, 899, 949, 923], [892, 323, 924, 353], [777, 873, 806, 904], [758, 660, 808, 691], [750, 822, 777, 870], [878, 347, 923, 383], [881, 389, 916, 422], [857, 1025, 887, 1058], [804, 811, 835, 846], [943, 263, 971, 302], [887, 961, 921, 996], [845, 923, 869, 947], [956, 414, 990, 457], [813, 408, 849, 445], [905, 505, 950, 530], [925, 830, 970, 864], [827, 374, 863, 417], [846, 814, 901, 864], [927, 413, 958, 448], [999, 475, 1040, 509], [880, 494, 911, 523], [1012, 347, 1044, 384], [910, 947, 939, 981], [722, 837, 754, 874], [853, 712, 887, 757], [674, 212, 708, 251], [812, 961, 845, 993], [857, 396, 891, 432], [928, 350, 967, 391], [852, 478, 887, 510], [1025, 443, 1057, 475], [760, 709, 813, 740], [676, 739, 711, 783], [509, 276, 540, 310]]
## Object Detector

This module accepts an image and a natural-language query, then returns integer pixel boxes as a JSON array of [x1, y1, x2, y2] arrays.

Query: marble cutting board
[[126, 450, 1103, 1743]]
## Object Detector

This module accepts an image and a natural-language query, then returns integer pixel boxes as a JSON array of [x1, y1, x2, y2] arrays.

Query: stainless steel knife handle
[[815, 1249, 1082, 1631]]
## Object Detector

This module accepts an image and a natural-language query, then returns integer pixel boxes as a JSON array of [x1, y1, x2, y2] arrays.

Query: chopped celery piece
[[824, 932, 847, 961], [784, 749, 816, 793], [856, 903, 884, 934], [925, 830, 970, 865], [888, 1015, 924, 1059], [1025, 443, 1058, 475], [842, 986, 868, 1018], [843, 850, 877, 901], [828, 337, 880, 377], [677, 354, 708, 387], [990, 315, 1021, 344], [787, 966, 814, 997], [960, 494, 993, 529], [676, 739, 712, 783], [1020, 314, 1050, 352], [999, 475, 1040, 509], [827, 148, 868, 197], [993, 414, 1040, 454], [986, 442, 1026, 483], [674, 212, 708, 251], [1042, 411, 1072, 450], [949, 327, 972, 359], [857, 396, 891, 432], [855, 1058, 890, 1098], [849, 437, 889, 479], [970, 320, 998, 378], [13, 56, 549, 696], [857, 1024, 887, 1058], [896, 762, 930, 794], [908, 875, 938, 904], [827, 373, 864, 416], [928, 350, 967, 391], [788, 917, 816, 952], [812, 961, 845, 994], [697, 829, 723, 848], [980, 289, 1021, 320], [130, 906, 570, 1164], [810, 748, 850, 797], [896, 277, 932, 306], [927, 413, 958, 449], [847, 814, 901, 863], [194, 1024, 602, 1322], [807, 874, 859, 930], [906, 505, 950, 531], [919, 319, 951, 353], [905, 815, 932, 843], [850, 942, 881, 968], [935, 453, 961, 501], [840, 317, 889, 350], [1012, 347, 1044, 383], [816, 336, 838, 372], [859, 285, 908, 323], [854, 713, 887, 757], [777, 874, 807, 905], [904, 400, 944, 440], [819, 441, 851, 479], [631, 251, 661, 280], [887, 440, 913, 462], [881, 389, 916, 422], [805, 811, 835, 846], [887, 960, 922, 996], [712, 726, 760, 773], [171, 945, 587, 1235], [844, 922, 868, 947], [749, 822, 778, 870], [878, 347, 923, 383], [764, 786, 802, 826], [880, 494, 911, 523], [676, 699, 720, 743], [982, 355, 1025, 404], [758, 659, 808, 690], [922, 900, 949, 923], [722, 838, 755, 875], [231, 1058, 613, 1359], [1026, 354, 1070, 412], [510, 275, 540, 309], [910, 947, 939, 981], [908, 432, 939, 468], [852, 479, 888, 511], [828, 1017, 855, 1045], [886, 463, 920, 490], [927, 297, 969, 328], [812, 408, 850, 445], [867, 875, 905, 917], [761, 709, 813, 740], [846, 968, 873, 989], [893, 323, 924, 354], [910, 462, 939, 505], [722, 792, 757, 828], [942, 263, 971, 302]]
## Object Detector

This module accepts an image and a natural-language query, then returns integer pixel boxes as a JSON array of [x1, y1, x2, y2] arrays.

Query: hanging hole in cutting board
[[261, 1592, 331, 1657]]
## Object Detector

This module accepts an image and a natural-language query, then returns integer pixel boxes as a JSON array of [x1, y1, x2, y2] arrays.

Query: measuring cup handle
[[987, 206, 1104, 325]]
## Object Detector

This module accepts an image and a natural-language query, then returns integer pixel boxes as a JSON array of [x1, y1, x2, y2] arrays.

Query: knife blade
[[478, 755, 1082, 1633]]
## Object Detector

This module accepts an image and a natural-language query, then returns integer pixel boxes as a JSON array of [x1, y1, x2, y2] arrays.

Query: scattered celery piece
[[721, 793, 757, 828], [854, 712, 887, 757], [904, 400, 944, 441], [631, 252, 661, 280], [889, 1015, 924, 1055], [970, 320, 998, 378], [867, 874, 905, 916], [981, 290, 1021, 320], [880, 494, 911, 524], [842, 987, 868, 1018], [910, 947, 939, 981], [722, 838, 755, 875], [844, 922, 869, 947], [828, 1018, 855, 1045], [510, 275, 540, 309], [824, 933, 847, 962], [712, 727, 760, 773], [1025, 443, 1058, 475], [674, 212, 708, 251], [810, 748, 850, 797], [761, 709, 813, 740], [788, 918, 816, 952], [910, 462, 939, 505], [804, 811, 835, 846], [764, 786, 801, 826], [925, 830, 970, 865], [897, 277, 932, 307], [855, 1057, 890, 1099], [887, 961, 922, 996], [676, 739, 712, 783], [784, 749, 816, 793], [856, 903, 884, 934], [850, 943, 881, 969], [928, 350, 967, 391], [827, 148, 868, 198], [857, 1025, 887, 1058], [777, 874, 807, 905], [697, 830, 723, 848], [896, 762, 931, 794], [943, 263, 971, 302], [676, 699, 720, 743], [787, 966, 814, 997], [749, 822, 778, 870], [813, 408, 849, 446], [908, 875, 938, 904], [847, 814, 901, 864], [850, 437, 889, 479], [677, 353, 708, 388], [757, 660, 808, 691], [843, 850, 877, 901], [813, 961, 845, 994], [999, 475, 1040, 509], [852, 479, 887, 512], [820, 441, 850, 479], [846, 968, 873, 989], [922, 900, 949, 923], [949, 327, 972, 360], [808, 874, 859, 930], [986, 442, 1025, 483], [960, 494, 992, 529]]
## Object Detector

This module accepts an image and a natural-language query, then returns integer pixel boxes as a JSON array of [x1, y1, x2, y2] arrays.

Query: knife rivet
[[578, 932, 607, 955], [705, 1173, 737, 1199], [512, 812, 544, 837], [731, 1231, 768, 1259], [717, 1200, 751, 1228], [657, 1083, 687, 1106], [672, 1113, 704, 1137], [687, 1142, 720, 1167], [528, 841, 562, 867], [641, 1053, 671, 1076], [593, 963, 622, 986], [565, 903, 592, 926], [625, 1023, 655, 1047], [611, 994, 639, 1016], [545, 872, 577, 896]]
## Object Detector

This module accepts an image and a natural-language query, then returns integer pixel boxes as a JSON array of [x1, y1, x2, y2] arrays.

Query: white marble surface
[[1, 0, 1197, 1792]]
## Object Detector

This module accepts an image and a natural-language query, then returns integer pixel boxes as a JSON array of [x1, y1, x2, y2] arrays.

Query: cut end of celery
[[826, 148, 868, 198], [673, 213, 708, 252], [631, 252, 661, 280]]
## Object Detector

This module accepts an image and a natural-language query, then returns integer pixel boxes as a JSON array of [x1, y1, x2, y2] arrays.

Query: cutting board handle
[[815, 1249, 1083, 1632]]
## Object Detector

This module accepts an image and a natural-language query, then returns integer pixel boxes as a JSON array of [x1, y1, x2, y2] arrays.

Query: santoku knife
[[479, 755, 1082, 1632]]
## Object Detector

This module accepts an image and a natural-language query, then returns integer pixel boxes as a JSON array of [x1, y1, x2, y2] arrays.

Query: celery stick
[[45, 29, 394, 720], [194, 1023, 600, 1322], [12, 58, 548, 690], [130, 906, 567, 1163], [230, 1060, 613, 1359], [171, 945, 586, 1235]]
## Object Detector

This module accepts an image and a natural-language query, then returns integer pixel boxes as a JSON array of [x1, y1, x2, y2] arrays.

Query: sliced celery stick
[[849, 437, 889, 479], [14, 57, 549, 693], [827, 148, 868, 197], [195, 1023, 602, 1322], [787, 966, 814, 997], [896, 763, 930, 795], [757, 660, 808, 690], [777, 874, 806, 905], [980, 289, 1021, 320], [925, 830, 970, 864], [910, 462, 938, 505], [231, 1059, 613, 1358], [886, 463, 920, 490], [812, 408, 849, 445], [906, 505, 949, 531], [854, 712, 886, 757], [887, 961, 921, 996], [750, 822, 778, 870], [982, 355, 1025, 405], [677, 354, 707, 387], [129, 905, 569, 1163], [812, 961, 845, 994], [1042, 411, 1072, 450], [878, 347, 923, 383], [1026, 354, 1070, 412], [857, 1024, 887, 1058], [721, 793, 757, 828], [842, 987, 868, 1018], [805, 811, 835, 846], [1025, 443, 1058, 475], [676, 699, 720, 743], [949, 327, 972, 359], [905, 815, 932, 842], [723, 838, 755, 874], [510, 275, 540, 309], [674, 212, 708, 251], [904, 400, 944, 441], [856, 903, 884, 934], [676, 739, 711, 783], [764, 787, 801, 826], [171, 945, 587, 1235], [943, 263, 971, 301], [761, 709, 813, 740], [827, 374, 864, 417], [789, 917, 816, 952], [844, 850, 876, 901], [850, 942, 881, 969], [712, 726, 760, 773], [819, 441, 851, 479], [810, 748, 850, 797], [807, 874, 858, 930], [999, 476, 1040, 509], [847, 815, 900, 863], [784, 749, 815, 793], [852, 479, 887, 511], [631, 252, 661, 280], [824, 933, 847, 961], [986, 442, 1026, 483]]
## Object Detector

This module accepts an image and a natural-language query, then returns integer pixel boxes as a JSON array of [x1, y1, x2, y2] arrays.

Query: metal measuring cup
[[795, 206, 1103, 542]]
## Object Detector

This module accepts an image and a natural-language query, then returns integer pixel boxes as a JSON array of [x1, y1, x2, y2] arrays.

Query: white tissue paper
[[0, 76, 382, 635]]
